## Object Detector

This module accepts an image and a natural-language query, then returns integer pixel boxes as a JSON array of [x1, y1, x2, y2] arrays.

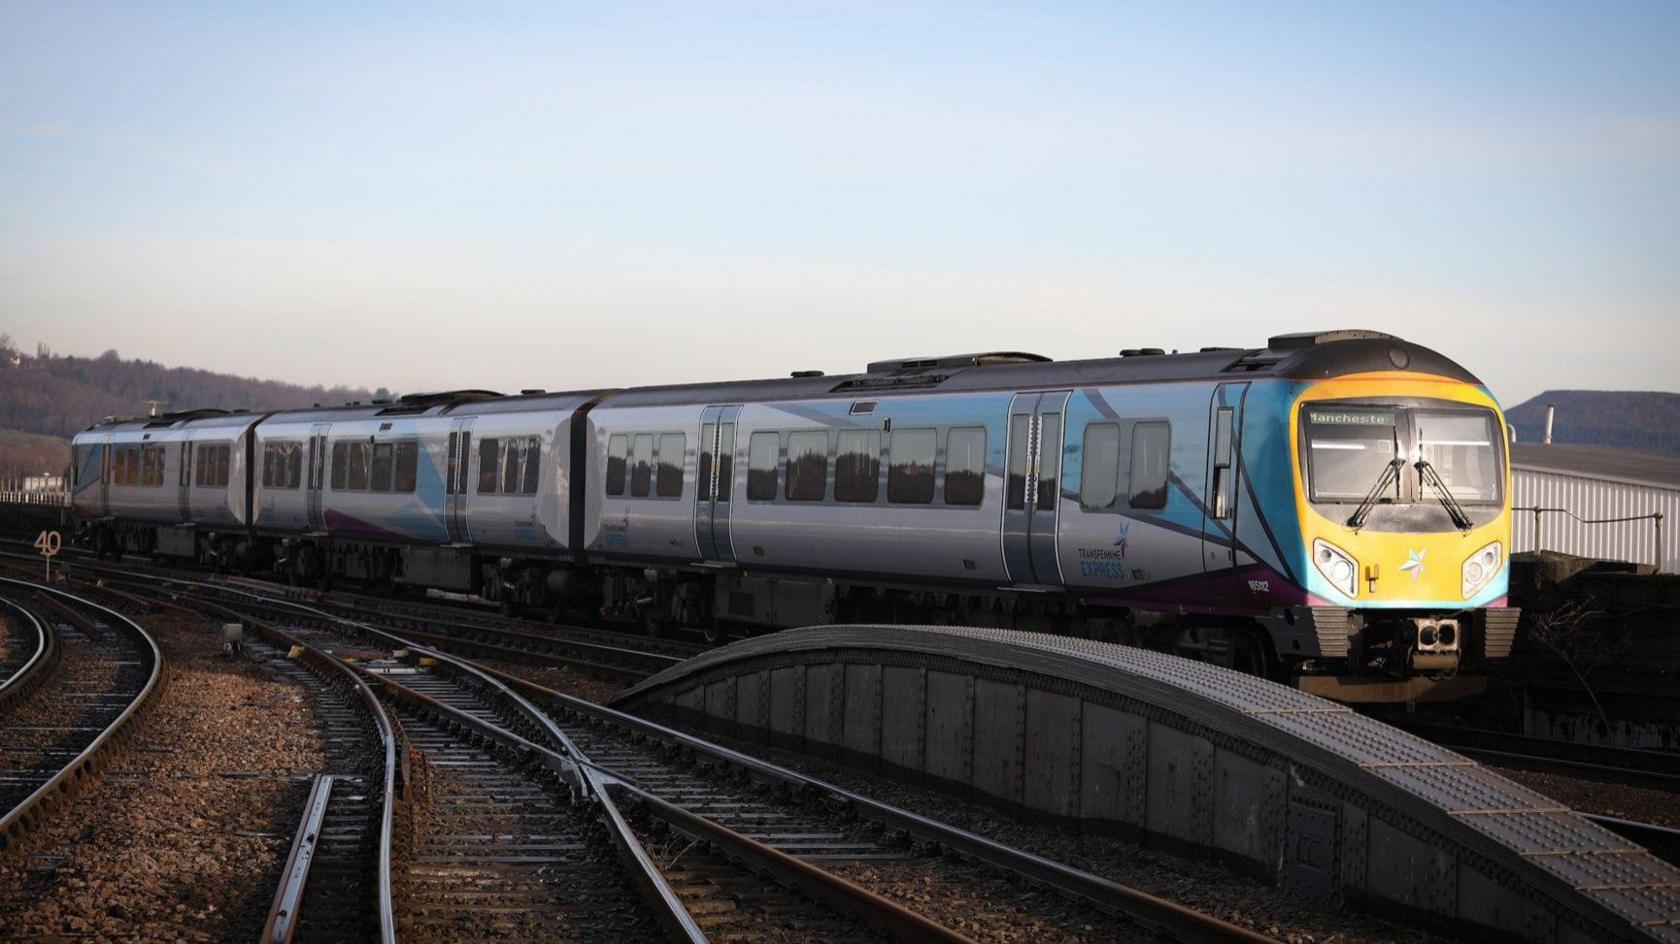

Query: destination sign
[[1308, 410, 1395, 426]]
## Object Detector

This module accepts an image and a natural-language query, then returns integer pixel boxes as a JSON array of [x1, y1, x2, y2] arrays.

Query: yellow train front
[[1253, 341, 1517, 701]]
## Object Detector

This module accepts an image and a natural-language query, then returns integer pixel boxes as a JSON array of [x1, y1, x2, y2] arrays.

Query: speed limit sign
[[34, 530, 61, 581]]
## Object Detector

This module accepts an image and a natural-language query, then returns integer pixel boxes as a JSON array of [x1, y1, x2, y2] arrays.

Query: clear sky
[[2, 1, 1676, 408]]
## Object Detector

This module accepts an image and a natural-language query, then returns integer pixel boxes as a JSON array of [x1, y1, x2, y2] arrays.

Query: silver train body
[[70, 332, 1520, 698]]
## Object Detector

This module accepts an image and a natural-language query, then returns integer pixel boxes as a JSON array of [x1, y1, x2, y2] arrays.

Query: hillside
[[0, 427, 70, 479], [0, 346, 383, 442], [1505, 391, 1680, 454]]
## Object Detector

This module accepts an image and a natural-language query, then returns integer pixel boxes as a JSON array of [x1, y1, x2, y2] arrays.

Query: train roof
[[597, 330, 1480, 407], [74, 330, 1479, 431]]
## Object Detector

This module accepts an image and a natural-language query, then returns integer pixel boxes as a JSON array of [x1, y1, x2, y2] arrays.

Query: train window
[[1303, 409, 1399, 501], [394, 441, 418, 492], [1037, 413, 1062, 510], [628, 430, 651, 497], [195, 447, 208, 487], [180, 443, 192, 487], [888, 428, 936, 504], [287, 442, 303, 489], [502, 438, 523, 494], [698, 424, 715, 500], [605, 434, 628, 496], [657, 433, 685, 498], [747, 432, 778, 501], [1080, 423, 1121, 509], [785, 430, 828, 502], [944, 427, 985, 506], [370, 443, 394, 492], [348, 441, 369, 491], [1128, 422, 1171, 510], [520, 437, 540, 494], [476, 438, 499, 493], [834, 430, 881, 502], [1006, 415, 1029, 510], [630, 433, 654, 498], [331, 442, 348, 490], [215, 445, 229, 488], [261, 444, 275, 488], [1415, 412, 1499, 502]]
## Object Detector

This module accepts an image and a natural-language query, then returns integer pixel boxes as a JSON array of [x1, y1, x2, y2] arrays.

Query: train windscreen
[[1304, 408, 1400, 501], [1415, 411, 1500, 502]]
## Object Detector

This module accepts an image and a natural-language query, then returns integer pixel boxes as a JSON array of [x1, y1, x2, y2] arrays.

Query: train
[[68, 329, 1518, 701]]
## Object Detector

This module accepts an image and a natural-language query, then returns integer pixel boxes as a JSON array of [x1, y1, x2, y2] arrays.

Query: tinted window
[[1006, 414, 1029, 509], [1037, 413, 1062, 510], [834, 430, 881, 502], [630, 433, 654, 498], [348, 441, 369, 491], [521, 437, 540, 494], [888, 428, 936, 504], [288, 443, 302, 489], [605, 433, 627, 496], [698, 423, 715, 499], [944, 427, 985, 506], [747, 432, 779, 501], [785, 430, 827, 502], [1129, 423, 1170, 509], [502, 438, 522, 494], [395, 441, 418, 492], [657, 433, 684, 498], [370, 442, 393, 492], [216, 445, 229, 488], [477, 438, 499, 493], [262, 444, 275, 488], [1080, 423, 1121, 509], [331, 441, 347, 490]]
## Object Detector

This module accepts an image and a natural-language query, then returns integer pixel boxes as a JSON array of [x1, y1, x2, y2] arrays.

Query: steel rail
[[490, 665, 1280, 944], [263, 774, 335, 944], [0, 595, 57, 709], [92, 586, 402, 944], [111, 575, 705, 944], [0, 578, 164, 853]]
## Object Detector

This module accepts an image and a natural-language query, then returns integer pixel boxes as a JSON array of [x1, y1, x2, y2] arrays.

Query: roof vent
[[790, 370, 825, 378], [1119, 348, 1165, 357], [520, 389, 546, 395], [864, 351, 1049, 374], [376, 389, 503, 415], [1267, 330, 1394, 350]]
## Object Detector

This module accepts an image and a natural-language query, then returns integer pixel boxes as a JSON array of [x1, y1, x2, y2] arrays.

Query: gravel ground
[[475, 657, 627, 704], [1493, 766, 1680, 828], [484, 663, 1442, 943], [0, 613, 328, 943]]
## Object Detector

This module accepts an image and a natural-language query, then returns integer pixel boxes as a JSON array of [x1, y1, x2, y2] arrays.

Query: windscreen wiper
[[1346, 457, 1404, 530], [1415, 458, 1474, 531]]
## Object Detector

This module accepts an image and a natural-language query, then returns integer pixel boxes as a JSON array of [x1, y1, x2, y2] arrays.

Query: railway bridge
[[617, 625, 1680, 943]]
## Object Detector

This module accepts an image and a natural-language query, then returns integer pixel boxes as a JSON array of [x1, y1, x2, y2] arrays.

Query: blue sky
[[2, 1, 1676, 407]]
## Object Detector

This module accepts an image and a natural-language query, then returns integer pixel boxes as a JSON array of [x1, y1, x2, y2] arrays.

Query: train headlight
[[1312, 539, 1359, 598], [1462, 541, 1501, 599]]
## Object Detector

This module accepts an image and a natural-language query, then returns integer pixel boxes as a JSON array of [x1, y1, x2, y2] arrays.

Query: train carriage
[[69, 329, 1518, 700]]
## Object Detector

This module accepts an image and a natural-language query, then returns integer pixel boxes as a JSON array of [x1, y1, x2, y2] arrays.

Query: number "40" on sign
[[34, 530, 61, 581]]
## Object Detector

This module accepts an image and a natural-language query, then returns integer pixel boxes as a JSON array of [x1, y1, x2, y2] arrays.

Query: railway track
[[0, 579, 163, 857], [101, 569, 1275, 943]]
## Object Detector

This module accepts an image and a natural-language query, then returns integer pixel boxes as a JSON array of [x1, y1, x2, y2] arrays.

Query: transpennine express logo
[[1400, 548, 1426, 582], [1112, 521, 1130, 557]]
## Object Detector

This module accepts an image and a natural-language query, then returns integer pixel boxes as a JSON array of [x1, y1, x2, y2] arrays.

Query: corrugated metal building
[[1509, 443, 1677, 573]]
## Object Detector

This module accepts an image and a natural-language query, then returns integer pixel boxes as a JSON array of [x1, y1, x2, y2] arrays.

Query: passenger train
[[69, 330, 1518, 701]]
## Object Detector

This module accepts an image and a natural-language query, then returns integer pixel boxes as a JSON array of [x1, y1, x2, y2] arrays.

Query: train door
[[1201, 382, 1249, 600], [1001, 390, 1072, 584], [177, 440, 193, 521], [445, 418, 474, 543], [97, 435, 111, 517], [305, 423, 330, 532], [694, 405, 741, 562]]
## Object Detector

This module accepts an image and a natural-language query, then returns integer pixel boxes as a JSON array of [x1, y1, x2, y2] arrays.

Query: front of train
[[1279, 362, 1516, 700]]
